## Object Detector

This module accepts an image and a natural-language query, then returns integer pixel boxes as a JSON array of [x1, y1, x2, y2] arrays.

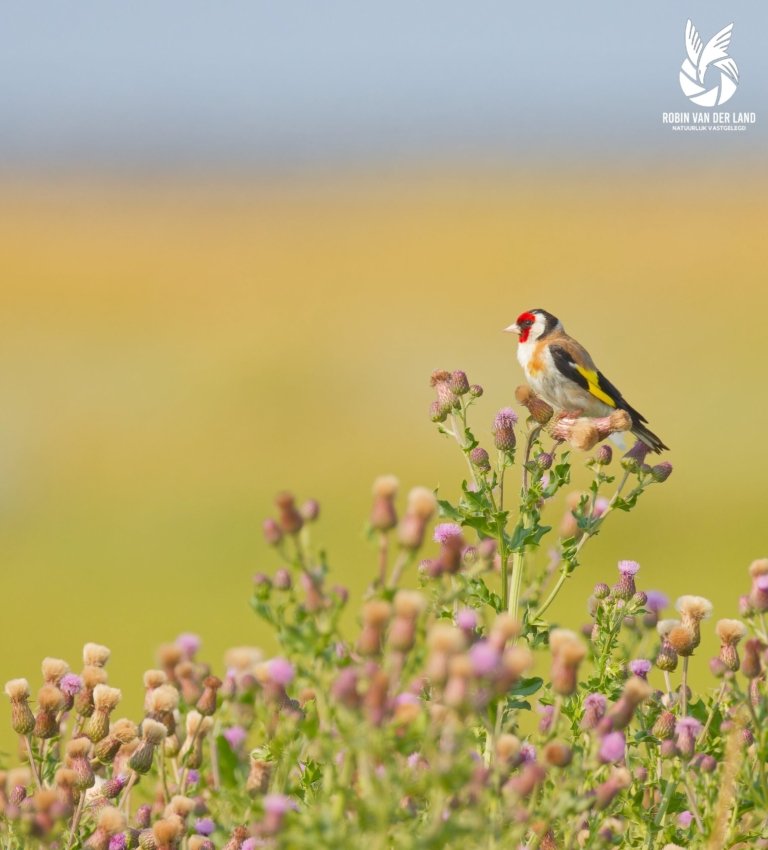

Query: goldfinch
[[505, 309, 668, 453]]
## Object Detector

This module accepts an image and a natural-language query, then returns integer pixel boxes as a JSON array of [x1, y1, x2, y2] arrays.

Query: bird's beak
[[504, 323, 521, 335]]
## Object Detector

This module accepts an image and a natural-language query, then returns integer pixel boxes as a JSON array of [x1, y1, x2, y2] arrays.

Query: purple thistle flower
[[757, 575, 768, 592], [455, 607, 478, 631], [175, 632, 202, 658], [268, 657, 295, 687], [108, 837, 127, 850], [59, 673, 83, 697], [433, 523, 463, 544], [618, 560, 641, 576], [186, 769, 200, 786], [242, 840, 264, 850], [645, 591, 669, 614], [677, 810, 693, 828], [195, 818, 216, 836], [494, 407, 518, 428], [468, 641, 501, 677], [537, 703, 554, 733], [519, 743, 536, 763], [264, 794, 297, 815], [407, 751, 424, 769], [629, 659, 652, 680], [492, 408, 518, 451], [599, 731, 626, 764], [223, 725, 248, 750], [592, 497, 610, 518], [675, 717, 702, 734], [584, 693, 607, 711]]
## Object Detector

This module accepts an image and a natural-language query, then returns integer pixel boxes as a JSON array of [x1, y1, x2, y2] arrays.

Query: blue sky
[[1, 1, 765, 170]]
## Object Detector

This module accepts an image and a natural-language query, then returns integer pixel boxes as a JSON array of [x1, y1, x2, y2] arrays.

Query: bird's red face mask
[[505, 312, 537, 343]]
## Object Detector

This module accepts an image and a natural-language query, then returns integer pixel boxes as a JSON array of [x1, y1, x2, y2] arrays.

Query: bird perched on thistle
[[505, 309, 668, 452]]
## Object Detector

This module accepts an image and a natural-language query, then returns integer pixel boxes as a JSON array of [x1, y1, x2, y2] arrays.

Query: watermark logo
[[679, 20, 738, 107], [661, 18, 756, 132]]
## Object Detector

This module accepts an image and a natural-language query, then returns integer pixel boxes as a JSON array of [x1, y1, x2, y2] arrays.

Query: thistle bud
[[275, 492, 303, 535], [504, 762, 546, 798], [370, 475, 398, 531], [129, 719, 167, 774], [675, 717, 701, 760], [605, 677, 651, 730], [196, 677, 222, 717], [100, 775, 129, 800], [715, 619, 747, 672], [536, 452, 553, 471], [273, 568, 292, 591], [514, 386, 552, 424], [469, 384, 483, 398], [247, 751, 273, 796], [33, 685, 65, 739], [396, 486, 437, 550], [652, 710, 676, 740], [299, 498, 320, 522], [449, 371, 470, 395], [469, 447, 491, 472], [549, 630, 586, 696], [4, 679, 35, 736], [742, 638, 764, 679], [76, 666, 108, 717], [543, 741, 572, 768], [748, 560, 768, 612], [651, 462, 673, 482], [492, 408, 518, 451], [595, 445, 612, 465], [612, 560, 640, 600], [581, 693, 606, 730], [83, 685, 122, 743], [262, 518, 282, 546], [66, 738, 95, 790], [593, 582, 610, 600]]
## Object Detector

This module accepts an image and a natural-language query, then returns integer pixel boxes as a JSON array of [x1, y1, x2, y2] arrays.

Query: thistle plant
[[1, 370, 767, 849]]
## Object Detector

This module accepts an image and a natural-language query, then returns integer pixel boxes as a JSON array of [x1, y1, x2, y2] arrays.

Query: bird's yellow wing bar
[[573, 365, 617, 408]]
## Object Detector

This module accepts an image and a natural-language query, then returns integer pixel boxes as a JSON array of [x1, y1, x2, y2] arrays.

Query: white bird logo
[[679, 20, 739, 107]]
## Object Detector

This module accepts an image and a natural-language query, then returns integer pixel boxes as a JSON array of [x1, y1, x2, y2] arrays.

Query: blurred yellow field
[[1, 170, 766, 749]]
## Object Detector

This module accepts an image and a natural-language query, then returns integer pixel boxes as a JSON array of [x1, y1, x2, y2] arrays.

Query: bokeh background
[[1, 1, 767, 748]]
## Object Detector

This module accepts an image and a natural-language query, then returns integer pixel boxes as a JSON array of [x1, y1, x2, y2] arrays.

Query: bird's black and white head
[[504, 309, 562, 344]]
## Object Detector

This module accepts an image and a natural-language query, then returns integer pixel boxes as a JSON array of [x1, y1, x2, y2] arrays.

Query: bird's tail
[[631, 421, 668, 454]]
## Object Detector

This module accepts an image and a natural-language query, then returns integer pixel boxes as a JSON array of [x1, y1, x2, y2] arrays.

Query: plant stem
[[67, 792, 86, 850], [681, 656, 689, 715], [376, 532, 389, 587], [531, 470, 631, 623], [23, 736, 43, 790], [698, 681, 727, 744]]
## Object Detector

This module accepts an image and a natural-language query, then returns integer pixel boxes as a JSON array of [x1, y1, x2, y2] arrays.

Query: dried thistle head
[[405, 487, 436, 520], [165, 795, 196, 818], [93, 685, 122, 712], [41, 658, 70, 685], [749, 558, 768, 578], [96, 805, 126, 833], [184, 711, 212, 737], [152, 817, 183, 844], [393, 590, 427, 620], [83, 643, 111, 668], [66, 738, 91, 760], [141, 718, 168, 745], [656, 619, 680, 639], [82, 666, 109, 689], [37, 684, 65, 712], [362, 600, 392, 628], [143, 670, 168, 689], [675, 595, 714, 623], [148, 684, 180, 714], [111, 718, 138, 744], [4, 678, 30, 701], [716, 619, 747, 646]]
